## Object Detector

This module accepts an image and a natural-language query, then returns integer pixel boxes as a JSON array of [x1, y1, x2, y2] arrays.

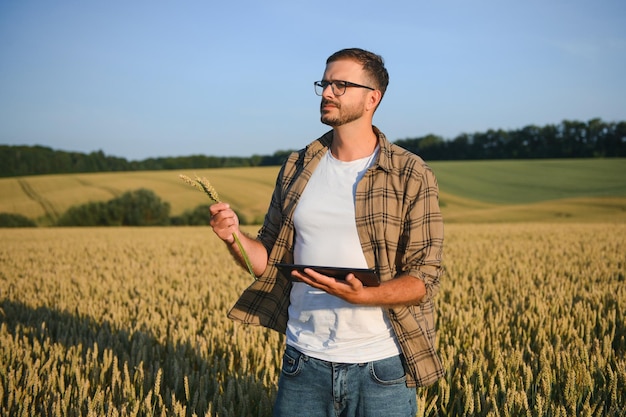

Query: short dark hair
[[326, 48, 389, 98]]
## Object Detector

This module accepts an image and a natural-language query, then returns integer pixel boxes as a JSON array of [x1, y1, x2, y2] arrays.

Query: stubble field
[[1, 223, 624, 416]]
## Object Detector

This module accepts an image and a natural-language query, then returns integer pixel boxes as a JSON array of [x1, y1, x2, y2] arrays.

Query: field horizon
[[1, 158, 625, 225]]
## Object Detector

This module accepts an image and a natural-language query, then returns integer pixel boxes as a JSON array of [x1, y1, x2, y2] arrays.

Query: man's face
[[319, 59, 372, 127]]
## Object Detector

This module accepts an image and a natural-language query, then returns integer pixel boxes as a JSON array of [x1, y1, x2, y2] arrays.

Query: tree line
[[396, 118, 625, 161], [0, 146, 294, 178], [1, 118, 624, 177]]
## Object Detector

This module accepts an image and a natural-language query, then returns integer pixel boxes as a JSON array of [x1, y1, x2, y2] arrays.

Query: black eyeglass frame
[[314, 80, 376, 96]]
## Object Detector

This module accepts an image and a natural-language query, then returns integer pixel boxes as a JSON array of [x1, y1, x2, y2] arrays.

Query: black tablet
[[275, 263, 380, 287]]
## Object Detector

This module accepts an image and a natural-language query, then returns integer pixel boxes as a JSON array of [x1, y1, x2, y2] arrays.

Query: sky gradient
[[1, 0, 625, 160]]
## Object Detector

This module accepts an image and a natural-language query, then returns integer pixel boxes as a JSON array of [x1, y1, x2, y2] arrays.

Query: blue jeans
[[273, 345, 417, 417]]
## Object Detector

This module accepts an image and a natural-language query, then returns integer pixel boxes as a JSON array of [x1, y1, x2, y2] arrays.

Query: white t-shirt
[[286, 147, 401, 363]]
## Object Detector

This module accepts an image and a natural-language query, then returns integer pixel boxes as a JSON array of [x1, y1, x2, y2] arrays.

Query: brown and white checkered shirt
[[228, 127, 445, 387]]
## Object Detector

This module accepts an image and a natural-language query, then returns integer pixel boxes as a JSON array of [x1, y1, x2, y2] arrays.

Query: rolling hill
[[1, 159, 624, 225]]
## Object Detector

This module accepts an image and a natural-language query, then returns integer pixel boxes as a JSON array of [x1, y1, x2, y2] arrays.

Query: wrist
[[228, 231, 245, 250]]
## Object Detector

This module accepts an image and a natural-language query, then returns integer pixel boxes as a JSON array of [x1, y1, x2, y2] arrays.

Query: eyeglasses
[[314, 80, 375, 96]]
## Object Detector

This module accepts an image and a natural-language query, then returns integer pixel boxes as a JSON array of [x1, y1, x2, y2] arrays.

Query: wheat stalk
[[179, 174, 256, 280]]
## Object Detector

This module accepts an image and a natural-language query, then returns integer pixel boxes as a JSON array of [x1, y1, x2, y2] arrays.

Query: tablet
[[275, 263, 380, 287]]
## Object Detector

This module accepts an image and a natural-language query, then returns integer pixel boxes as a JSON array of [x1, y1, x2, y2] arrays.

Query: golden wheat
[[0, 224, 624, 416], [179, 174, 256, 280]]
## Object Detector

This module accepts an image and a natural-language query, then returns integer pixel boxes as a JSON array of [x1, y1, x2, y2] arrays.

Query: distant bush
[[56, 201, 113, 226], [170, 204, 212, 226], [171, 204, 250, 226], [0, 213, 37, 228], [57, 189, 171, 226]]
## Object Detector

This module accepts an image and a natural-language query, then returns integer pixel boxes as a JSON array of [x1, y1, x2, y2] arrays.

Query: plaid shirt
[[228, 127, 445, 387]]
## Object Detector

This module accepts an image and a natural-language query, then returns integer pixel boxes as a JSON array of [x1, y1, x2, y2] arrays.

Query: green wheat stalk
[[179, 174, 256, 280]]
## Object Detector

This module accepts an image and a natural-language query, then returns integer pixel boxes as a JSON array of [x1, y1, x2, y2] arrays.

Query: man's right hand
[[209, 202, 239, 244], [208, 202, 269, 277]]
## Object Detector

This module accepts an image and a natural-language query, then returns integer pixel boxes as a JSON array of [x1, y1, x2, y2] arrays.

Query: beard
[[320, 99, 365, 127]]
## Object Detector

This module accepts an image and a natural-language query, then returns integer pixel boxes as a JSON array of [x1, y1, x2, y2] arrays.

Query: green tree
[[114, 189, 171, 226], [0, 213, 37, 227], [57, 189, 170, 226]]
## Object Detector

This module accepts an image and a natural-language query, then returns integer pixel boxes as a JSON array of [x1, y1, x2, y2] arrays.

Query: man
[[210, 48, 444, 416]]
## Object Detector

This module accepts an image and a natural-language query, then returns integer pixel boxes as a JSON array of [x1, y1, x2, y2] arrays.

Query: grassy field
[[1, 158, 625, 225], [1, 224, 624, 416], [430, 158, 626, 224], [430, 158, 626, 204]]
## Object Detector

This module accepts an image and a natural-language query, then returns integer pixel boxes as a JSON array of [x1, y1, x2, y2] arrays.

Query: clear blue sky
[[1, 0, 625, 160]]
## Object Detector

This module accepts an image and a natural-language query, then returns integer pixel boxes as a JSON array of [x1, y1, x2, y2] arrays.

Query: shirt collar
[[305, 126, 394, 173]]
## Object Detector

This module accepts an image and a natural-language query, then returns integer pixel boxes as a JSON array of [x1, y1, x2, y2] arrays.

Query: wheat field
[[2, 159, 625, 226], [0, 167, 280, 225], [1, 224, 624, 416]]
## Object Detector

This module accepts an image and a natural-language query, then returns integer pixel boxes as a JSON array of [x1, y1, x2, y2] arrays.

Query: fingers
[[209, 202, 239, 243], [343, 273, 362, 289], [209, 202, 231, 217], [295, 269, 362, 292]]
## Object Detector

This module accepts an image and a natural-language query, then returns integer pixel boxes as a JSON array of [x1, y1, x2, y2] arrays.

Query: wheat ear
[[179, 174, 256, 280]]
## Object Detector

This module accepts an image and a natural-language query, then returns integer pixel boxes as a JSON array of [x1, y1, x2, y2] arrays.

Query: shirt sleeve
[[402, 166, 444, 303]]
